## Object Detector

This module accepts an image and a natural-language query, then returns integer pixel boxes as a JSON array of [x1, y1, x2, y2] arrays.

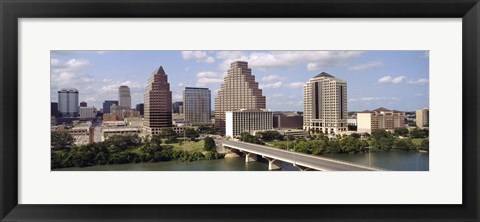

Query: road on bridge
[[221, 140, 383, 171]]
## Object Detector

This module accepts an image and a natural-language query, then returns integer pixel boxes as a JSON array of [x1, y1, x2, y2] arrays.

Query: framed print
[[1, 0, 479, 221]]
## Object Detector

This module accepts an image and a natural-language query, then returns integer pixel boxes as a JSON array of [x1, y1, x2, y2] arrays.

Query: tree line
[[240, 129, 429, 156], [51, 130, 223, 169]]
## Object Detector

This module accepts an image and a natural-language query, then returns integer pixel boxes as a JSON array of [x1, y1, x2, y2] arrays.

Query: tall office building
[[135, 103, 144, 116], [303, 72, 347, 134], [215, 61, 266, 131], [172, 101, 183, 114], [416, 107, 429, 128], [58, 88, 79, 117], [144, 66, 172, 135], [184, 87, 211, 125], [118, 86, 131, 108], [103, 100, 118, 114]]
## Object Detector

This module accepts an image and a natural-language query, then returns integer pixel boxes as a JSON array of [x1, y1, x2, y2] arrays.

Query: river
[[55, 150, 428, 171]]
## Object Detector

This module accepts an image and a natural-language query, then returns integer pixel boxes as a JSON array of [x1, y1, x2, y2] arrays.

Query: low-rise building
[[273, 113, 303, 129], [357, 107, 405, 133], [80, 107, 97, 120], [68, 122, 94, 145], [276, 129, 308, 138], [102, 127, 142, 141], [347, 118, 357, 126], [225, 109, 273, 138], [102, 120, 127, 128], [103, 113, 123, 121]]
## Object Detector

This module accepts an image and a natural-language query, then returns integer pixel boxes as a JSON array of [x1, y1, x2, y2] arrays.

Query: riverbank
[[54, 149, 428, 171]]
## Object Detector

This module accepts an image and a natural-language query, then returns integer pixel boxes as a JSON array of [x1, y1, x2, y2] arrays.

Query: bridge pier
[[244, 152, 257, 163], [263, 156, 281, 170], [294, 165, 313, 171]]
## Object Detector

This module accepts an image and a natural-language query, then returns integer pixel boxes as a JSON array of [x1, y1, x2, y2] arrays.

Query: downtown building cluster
[[51, 60, 429, 146]]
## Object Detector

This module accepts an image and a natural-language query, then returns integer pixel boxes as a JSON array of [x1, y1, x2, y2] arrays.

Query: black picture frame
[[1, 0, 479, 221]]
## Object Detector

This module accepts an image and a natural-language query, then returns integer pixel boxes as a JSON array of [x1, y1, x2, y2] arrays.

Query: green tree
[[51, 131, 74, 150], [394, 127, 409, 137], [257, 130, 283, 141], [240, 132, 264, 145], [159, 128, 177, 139], [339, 135, 361, 154], [410, 128, 427, 138], [370, 130, 395, 151], [165, 136, 178, 144], [150, 134, 163, 145], [350, 133, 361, 139], [393, 138, 416, 151], [184, 128, 200, 140], [198, 125, 217, 134], [419, 138, 429, 150], [204, 137, 216, 151]]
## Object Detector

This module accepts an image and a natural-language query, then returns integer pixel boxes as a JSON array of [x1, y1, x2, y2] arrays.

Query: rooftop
[[313, 72, 335, 78], [151, 66, 166, 75]]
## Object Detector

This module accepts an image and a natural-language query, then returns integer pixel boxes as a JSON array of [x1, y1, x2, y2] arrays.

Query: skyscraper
[[135, 103, 144, 116], [118, 86, 131, 108], [58, 88, 79, 117], [303, 72, 347, 134], [103, 100, 118, 114], [184, 87, 211, 125], [80, 101, 87, 107], [144, 66, 172, 135], [51, 102, 59, 117], [172, 101, 183, 114], [215, 61, 266, 131]]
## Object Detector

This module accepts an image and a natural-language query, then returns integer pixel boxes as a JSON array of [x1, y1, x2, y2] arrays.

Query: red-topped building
[[143, 66, 172, 135]]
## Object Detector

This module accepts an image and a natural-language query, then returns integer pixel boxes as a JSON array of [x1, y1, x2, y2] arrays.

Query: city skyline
[[50, 50, 429, 111]]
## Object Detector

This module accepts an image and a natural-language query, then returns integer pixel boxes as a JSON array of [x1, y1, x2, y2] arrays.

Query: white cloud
[[349, 97, 400, 102], [261, 75, 284, 82], [259, 81, 283, 89], [307, 63, 321, 71], [173, 93, 183, 101], [196, 71, 224, 86], [197, 71, 218, 78], [287, 82, 304, 88], [181, 51, 215, 63], [216, 51, 363, 71], [216, 51, 245, 59], [377, 75, 406, 84], [51, 58, 90, 74], [98, 81, 144, 94], [408, 78, 429, 85], [50, 58, 93, 91], [415, 93, 424, 97], [272, 93, 285, 97], [349, 61, 383, 71]]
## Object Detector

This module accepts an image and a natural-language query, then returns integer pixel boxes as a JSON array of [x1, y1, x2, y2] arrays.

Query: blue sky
[[50, 50, 429, 112]]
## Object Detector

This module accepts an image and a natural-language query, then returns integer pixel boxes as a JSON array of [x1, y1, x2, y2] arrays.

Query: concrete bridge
[[221, 140, 384, 171]]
